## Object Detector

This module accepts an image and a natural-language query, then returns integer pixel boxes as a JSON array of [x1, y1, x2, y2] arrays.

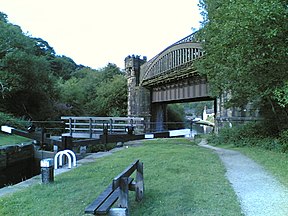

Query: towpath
[[199, 139, 288, 216]]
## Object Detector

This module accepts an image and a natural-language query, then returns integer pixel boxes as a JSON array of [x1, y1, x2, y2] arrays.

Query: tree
[[0, 12, 128, 120], [0, 50, 58, 119], [59, 64, 127, 117], [32, 37, 55, 57], [0, 12, 8, 23], [196, 0, 288, 129], [167, 104, 185, 129], [0, 12, 59, 119], [50, 55, 78, 80], [85, 74, 127, 116]]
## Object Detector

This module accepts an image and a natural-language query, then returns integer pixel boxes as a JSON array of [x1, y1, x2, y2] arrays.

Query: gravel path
[[199, 139, 288, 216]]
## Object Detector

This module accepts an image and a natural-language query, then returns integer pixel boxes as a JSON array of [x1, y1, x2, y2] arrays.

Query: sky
[[0, 0, 203, 69]]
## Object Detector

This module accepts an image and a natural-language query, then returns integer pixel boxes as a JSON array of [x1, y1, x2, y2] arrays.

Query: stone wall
[[125, 55, 151, 121]]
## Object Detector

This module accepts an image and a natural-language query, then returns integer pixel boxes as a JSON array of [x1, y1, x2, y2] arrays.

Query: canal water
[[0, 158, 40, 189], [0, 143, 41, 189], [144, 124, 213, 138]]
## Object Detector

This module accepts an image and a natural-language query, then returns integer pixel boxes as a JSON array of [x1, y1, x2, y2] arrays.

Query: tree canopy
[[196, 0, 288, 129], [0, 12, 127, 121], [58, 64, 127, 117]]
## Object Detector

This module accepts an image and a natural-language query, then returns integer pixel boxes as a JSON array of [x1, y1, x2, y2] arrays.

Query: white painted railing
[[54, 150, 77, 169], [61, 116, 145, 138]]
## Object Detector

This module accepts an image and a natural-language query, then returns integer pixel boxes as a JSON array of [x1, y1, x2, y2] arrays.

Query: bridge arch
[[140, 42, 203, 82], [125, 32, 260, 131]]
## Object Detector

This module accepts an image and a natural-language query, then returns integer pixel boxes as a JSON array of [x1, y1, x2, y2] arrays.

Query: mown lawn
[[0, 133, 32, 147], [0, 138, 243, 216]]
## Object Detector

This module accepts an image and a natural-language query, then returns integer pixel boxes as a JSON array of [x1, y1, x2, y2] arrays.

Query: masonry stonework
[[125, 55, 151, 121]]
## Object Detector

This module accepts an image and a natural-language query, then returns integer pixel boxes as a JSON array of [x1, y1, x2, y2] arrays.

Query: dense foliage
[[196, 0, 288, 131], [167, 104, 186, 129], [0, 112, 28, 129], [184, 101, 214, 117], [207, 122, 288, 153], [0, 12, 127, 122], [58, 63, 127, 117]]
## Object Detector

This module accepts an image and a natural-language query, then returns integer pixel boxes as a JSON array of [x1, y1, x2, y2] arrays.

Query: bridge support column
[[151, 103, 167, 132], [125, 55, 151, 124]]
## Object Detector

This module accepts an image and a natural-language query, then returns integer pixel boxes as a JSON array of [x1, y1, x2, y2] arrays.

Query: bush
[[0, 112, 29, 130], [209, 122, 288, 153], [167, 104, 185, 130], [278, 130, 288, 153]]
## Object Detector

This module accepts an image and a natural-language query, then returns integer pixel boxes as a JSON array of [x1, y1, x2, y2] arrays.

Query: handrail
[[61, 116, 145, 138], [54, 150, 77, 169]]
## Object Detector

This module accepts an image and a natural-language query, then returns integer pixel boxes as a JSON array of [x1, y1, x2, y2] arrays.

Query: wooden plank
[[85, 184, 114, 214], [66, 122, 143, 130], [113, 160, 139, 190], [135, 162, 144, 202], [64, 128, 126, 133], [118, 177, 129, 210], [96, 178, 134, 215], [85, 178, 134, 214], [96, 188, 120, 215]]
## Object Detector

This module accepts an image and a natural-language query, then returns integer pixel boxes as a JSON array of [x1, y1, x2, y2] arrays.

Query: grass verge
[[203, 129, 288, 189], [0, 133, 32, 147], [0, 138, 242, 216], [236, 146, 288, 188]]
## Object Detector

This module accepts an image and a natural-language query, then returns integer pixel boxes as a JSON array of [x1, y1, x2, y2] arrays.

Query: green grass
[[0, 133, 32, 147], [0, 138, 242, 216], [204, 131, 288, 190], [236, 146, 288, 188]]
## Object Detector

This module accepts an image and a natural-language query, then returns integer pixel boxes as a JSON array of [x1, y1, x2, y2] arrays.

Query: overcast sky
[[1, 0, 202, 69]]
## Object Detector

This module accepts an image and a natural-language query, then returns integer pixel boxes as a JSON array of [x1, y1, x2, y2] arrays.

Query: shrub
[[0, 112, 29, 130], [210, 122, 288, 152], [278, 130, 288, 153]]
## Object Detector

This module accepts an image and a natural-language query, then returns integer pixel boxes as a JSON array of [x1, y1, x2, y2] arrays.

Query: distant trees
[[58, 63, 127, 117], [0, 12, 127, 121], [167, 104, 186, 129], [196, 0, 288, 131]]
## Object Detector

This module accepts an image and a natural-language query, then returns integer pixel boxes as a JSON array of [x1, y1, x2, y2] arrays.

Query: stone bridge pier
[[125, 55, 151, 122], [125, 55, 176, 132]]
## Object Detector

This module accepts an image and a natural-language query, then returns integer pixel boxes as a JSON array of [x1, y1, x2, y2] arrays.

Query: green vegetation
[[59, 64, 127, 117], [0, 12, 127, 122], [238, 147, 288, 188], [0, 138, 242, 215], [196, 0, 288, 132], [0, 112, 29, 129], [184, 101, 214, 118], [167, 103, 186, 129], [208, 122, 288, 153], [206, 122, 288, 187], [0, 133, 31, 147]]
